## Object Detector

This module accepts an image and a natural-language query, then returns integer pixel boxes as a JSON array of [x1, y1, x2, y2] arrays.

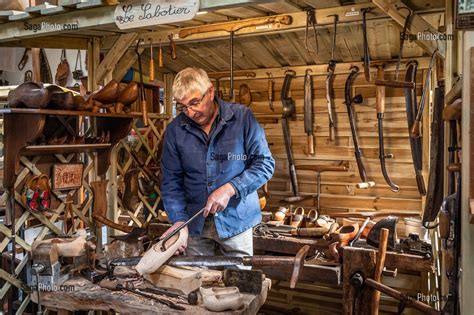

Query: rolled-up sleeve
[[160, 128, 189, 223], [229, 110, 275, 200]]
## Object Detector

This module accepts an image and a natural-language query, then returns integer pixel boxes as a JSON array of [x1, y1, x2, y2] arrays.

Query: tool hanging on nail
[[410, 48, 438, 138], [266, 72, 274, 112], [376, 65, 399, 192], [135, 38, 149, 126], [304, 69, 315, 156], [158, 40, 163, 68], [168, 34, 177, 60], [404, 61, 426, 195], [361, 8, 372, 82], [374, 8, 415, 89], [326, 14, 338, 142], [149, 39, 154, 82], [344, 66, 375, 189], [305, 8, 319, 54]]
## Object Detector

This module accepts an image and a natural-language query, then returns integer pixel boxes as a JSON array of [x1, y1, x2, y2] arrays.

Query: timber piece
[[442, 98, 462, 121], [208, 70, 256, 80], [371, 0, 444, 58], [95, 33, 138, 84], [371, 228, 389, 315], [295, 165, 347, 173], [32, 276, 271, 313], [144, 265, 202, 295], [329, 211, 420, 219], [343, 246, 376, 315], [261, 262, 341, 286], [179, 15, 293, 39], [446, 78, 462, 105]]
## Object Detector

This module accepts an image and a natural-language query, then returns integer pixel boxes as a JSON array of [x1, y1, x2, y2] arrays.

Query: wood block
[[144, 265, 202, 295]]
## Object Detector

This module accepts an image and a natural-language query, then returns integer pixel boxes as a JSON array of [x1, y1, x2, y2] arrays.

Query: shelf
[[0, 108, 169, 119], [22, 144, 111, 155]]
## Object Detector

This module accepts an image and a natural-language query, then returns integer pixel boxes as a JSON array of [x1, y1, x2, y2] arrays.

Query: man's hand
[[160, 221, 188, 255], [204, 183, 236, 217]]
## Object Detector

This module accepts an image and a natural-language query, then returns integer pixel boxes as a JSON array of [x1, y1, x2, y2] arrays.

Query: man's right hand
[[160, 221, 188, 255]]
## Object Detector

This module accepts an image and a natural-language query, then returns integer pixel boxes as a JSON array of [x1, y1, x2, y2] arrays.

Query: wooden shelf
[[0, 108, 169, 119], [22, 144, 111, 155]]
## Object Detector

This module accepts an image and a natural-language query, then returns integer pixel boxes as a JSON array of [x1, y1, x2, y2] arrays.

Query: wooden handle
[[329, 124, 335, 142], [291, 227, 329, 237], [158, 43, 163, 68], [439, 211, 450, 239], [447, 163, 461, 173], [149, 43, 155, 82], [374, 79, 415, 89], [442, 98, 462, 121], [209, 70, 256, 80], [375, 67, 385, 114], [268, 78, 273, 102], [296, 164, 347, 173], [168, 34, 177, 60], [435, 54, 444, 82], [141, 99, 149, 126], [92, 213, 134, 233], [371, 228, 389, 315], [307, 135, 314, 155], [410, 120, 421, 138], [178, 15, 292, 39], [356, 181, 376, 189]]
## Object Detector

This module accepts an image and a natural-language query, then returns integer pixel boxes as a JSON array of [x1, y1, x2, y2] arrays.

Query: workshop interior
[[0, 0, 472, 314]]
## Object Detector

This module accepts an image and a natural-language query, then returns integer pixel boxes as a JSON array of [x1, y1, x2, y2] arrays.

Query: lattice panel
[[114, 116, 166, 229]]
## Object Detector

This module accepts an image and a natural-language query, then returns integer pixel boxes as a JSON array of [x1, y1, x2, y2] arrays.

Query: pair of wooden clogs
[[200, 287, 244, 312], [21, 174, 51, 213]]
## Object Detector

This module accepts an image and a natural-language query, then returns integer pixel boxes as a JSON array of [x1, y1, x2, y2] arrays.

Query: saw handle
[[307, 135, 314, 155], [375, 67, 385, 114], [168, 34, 177, 60]]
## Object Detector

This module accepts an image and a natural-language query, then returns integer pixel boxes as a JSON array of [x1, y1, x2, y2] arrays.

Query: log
[[144, 265, 202, 295]]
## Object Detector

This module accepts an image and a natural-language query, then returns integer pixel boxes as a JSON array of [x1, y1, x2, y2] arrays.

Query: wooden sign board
[[52, 164, 83, 190], [114, 0, 199, 30]]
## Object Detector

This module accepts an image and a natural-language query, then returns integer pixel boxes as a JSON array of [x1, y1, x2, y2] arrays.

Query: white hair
[[172, 67, 212, 100]]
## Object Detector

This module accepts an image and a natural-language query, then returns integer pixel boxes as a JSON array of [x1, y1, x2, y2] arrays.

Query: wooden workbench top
[[31, 277, 271, 314]]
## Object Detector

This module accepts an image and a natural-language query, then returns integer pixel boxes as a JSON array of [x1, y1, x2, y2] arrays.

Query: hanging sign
[[115, 0, 200, 30]]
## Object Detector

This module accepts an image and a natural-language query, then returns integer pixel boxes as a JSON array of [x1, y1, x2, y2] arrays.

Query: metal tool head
[[352, 94, 363, 104], [290, 245, 310, 288], [366, 216, 398, 250]]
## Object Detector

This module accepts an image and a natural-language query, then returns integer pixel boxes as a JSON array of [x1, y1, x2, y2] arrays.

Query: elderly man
[[160, 67, 275, 258]]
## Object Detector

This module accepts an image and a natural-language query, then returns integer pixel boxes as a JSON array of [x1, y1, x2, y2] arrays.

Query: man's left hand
[[204, 183, 236, 217]]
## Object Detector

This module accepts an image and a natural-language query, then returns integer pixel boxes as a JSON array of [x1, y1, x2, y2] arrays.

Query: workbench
[[31, 277, 271, 314]]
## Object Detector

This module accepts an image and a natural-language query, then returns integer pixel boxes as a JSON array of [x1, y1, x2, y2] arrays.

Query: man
[[160, 67, 275, 257]]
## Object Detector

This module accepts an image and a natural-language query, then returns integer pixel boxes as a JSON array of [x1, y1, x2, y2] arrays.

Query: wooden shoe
[[21, 175, 41, 212], [305, 209, 319, 228], [329, 221, 359, 246], [94, 79, 119, 104], [117, 82, 139, 109], [290, 207, 305, 228], [122, 169, 140, 211], [200, 287, 244, 312], [37, 174, 51, 212], [273, 206, 289, 222], [46, 85, 75, 110], [8, 82, 50, 109]]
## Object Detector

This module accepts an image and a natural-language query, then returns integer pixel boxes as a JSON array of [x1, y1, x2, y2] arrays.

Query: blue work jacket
[[160, 98, 275, 238]]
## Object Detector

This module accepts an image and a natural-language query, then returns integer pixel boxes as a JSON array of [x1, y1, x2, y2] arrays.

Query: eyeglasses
[[175, 89, 209, 112]]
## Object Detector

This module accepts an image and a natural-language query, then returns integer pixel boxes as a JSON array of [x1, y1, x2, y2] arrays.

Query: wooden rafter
[[95, 33, 138, 84], [372, 0, 445, 58]]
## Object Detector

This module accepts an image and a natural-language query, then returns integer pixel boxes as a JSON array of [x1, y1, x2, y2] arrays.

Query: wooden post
[[371, 228, 389, 315]]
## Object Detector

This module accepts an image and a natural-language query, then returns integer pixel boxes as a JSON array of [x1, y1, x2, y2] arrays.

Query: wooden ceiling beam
[[112, 47, 143, 82], [0, 37, 88, 49], [95, 33, 138, 84], [372, 0, 445, 58]]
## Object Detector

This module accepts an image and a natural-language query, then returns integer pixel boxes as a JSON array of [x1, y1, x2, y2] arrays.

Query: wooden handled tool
[[135, 39, 149, 126], [158, 41, 163, 68], [371, 228, 389, 315], [168, 34, 177, 60], [304, 69, 315, 155], [442, 98, 462, 121], [178, 15, 292, 39], [160, 207, 205, 251], [267, 72, 274, 112], [296, 165, 347, 172], [149, 39, 154, 82]]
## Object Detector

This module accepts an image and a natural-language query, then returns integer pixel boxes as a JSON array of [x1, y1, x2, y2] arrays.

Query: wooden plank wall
[[215, 60, 429, 230]]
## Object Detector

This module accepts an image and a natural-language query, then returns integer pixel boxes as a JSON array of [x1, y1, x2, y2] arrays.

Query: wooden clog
[[305, 209, 319, 228], [46, 85, 75, 110], [8, 82, 50, 109], [330, 221, 360, 246], [273, 206, 288, 222], [290, 207, 305, 228], [94, 79, 119, 104], [200, 287, 244, 312]]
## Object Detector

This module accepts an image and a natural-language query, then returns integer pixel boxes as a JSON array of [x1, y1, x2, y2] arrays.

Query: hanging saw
[[404, 61, 426, 195], [344, 66, 375, 189], [376, 65, 399, 192], [326, 14, 338, 142], [361, 8, 372, 82], [374, 8, 415, 89], [304, 69, 315, 156], [410, 48, 438, 138], [305, 8, 319, 54], [135, 38, 149, 126]]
